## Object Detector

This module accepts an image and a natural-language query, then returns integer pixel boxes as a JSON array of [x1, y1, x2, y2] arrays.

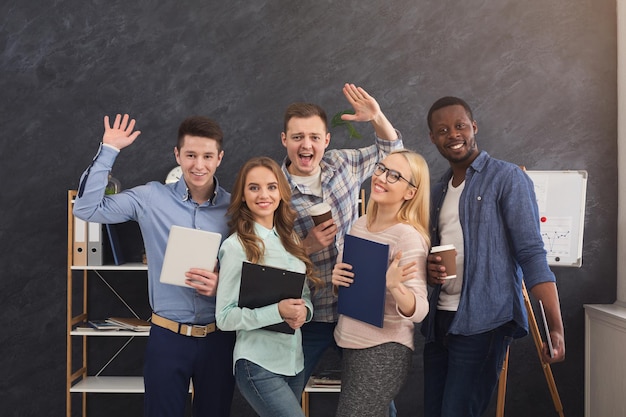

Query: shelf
[[70, 376, 145, 393], [71, 263, 148, 271], [71, 328, 150, 337], [70, 376, 192, 393]]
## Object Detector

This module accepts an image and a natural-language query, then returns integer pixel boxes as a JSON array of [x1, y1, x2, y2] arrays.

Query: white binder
[[73, 217, 87, 266], [87, 222, 104, 266]]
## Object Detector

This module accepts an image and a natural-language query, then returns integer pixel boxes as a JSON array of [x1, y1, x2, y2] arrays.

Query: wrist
[[102, 142, 121, 152]]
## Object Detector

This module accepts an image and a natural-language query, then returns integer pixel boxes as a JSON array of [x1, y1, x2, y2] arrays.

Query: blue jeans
[[423, 310, 515, 417], [301, 321, 339, 383], [143, 325, 235, 417], [301, 320, 397, 417], [235, 359, 305, 417]]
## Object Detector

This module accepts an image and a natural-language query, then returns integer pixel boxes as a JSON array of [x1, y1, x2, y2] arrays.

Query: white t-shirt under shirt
[[437, 178, 465, 311], [289, 166, 322, 197]]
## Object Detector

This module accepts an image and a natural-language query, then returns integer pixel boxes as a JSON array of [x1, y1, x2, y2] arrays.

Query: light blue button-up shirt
[[216, 224, 312, 376], [422, 151, 555, 341], [73, 144, 230, 324]]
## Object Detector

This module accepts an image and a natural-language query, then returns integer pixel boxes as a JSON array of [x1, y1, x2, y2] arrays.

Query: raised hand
[[341, 83, 381, 123], [386, 251, 417, 292], [102, 114, 141, 150]]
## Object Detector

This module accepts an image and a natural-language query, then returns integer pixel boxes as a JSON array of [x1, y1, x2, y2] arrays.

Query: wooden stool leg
[[496, 346, 510, 417]]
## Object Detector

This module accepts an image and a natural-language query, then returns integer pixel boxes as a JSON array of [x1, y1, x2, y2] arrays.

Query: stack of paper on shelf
[[310, 369, 342, 387], [106, 317, 152, 332], [88, 320, 125, 330]]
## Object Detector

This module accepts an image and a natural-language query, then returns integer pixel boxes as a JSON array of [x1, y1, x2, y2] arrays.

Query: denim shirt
[[73, 144, 230, 325], [421, 151, 555, 341]]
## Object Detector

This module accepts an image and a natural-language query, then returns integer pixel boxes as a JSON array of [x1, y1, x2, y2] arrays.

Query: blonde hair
[[227, 157, 321, 288], [366, 149, 431, 246]]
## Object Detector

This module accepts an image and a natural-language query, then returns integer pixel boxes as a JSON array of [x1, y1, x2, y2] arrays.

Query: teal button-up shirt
[[216, 223, 313, 376]]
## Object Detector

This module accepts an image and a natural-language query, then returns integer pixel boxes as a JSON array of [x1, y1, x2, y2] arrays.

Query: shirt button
[[477, 196, 482, 201]]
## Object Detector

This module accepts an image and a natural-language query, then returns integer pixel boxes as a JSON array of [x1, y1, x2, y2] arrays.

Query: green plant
[[331, 110, 362, 139]]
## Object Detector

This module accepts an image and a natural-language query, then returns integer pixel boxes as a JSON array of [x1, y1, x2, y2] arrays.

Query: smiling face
[[243, 166, 281, 229], [281, 115, 330, 177], [429, 104, 479, 166], [370, 153, 416, 209], [174, 135, 224, 202]]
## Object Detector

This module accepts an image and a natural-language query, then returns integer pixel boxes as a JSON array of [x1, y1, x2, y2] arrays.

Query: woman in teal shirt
[[216, 157, 320, 417]]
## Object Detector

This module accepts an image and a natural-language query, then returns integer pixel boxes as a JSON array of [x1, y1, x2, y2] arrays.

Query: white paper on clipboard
[[159, 225, 222, 288]]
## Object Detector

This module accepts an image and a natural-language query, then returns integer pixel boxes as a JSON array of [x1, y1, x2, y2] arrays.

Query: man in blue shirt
[[73, 114, 235, 417], [422, 97, 566, 417]]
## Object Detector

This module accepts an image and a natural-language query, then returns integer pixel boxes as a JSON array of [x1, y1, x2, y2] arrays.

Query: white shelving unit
[[66, 190, 150, 417]]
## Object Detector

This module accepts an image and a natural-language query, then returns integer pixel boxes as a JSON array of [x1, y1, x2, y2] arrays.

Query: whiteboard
[[525, 170, 588, 267]]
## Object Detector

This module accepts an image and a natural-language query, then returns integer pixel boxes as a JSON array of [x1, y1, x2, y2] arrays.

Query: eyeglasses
[[374, 163, 416, 188]]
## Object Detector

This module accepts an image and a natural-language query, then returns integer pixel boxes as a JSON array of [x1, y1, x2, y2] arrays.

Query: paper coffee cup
[[430, 244, 457, 279], [309, 202, 333, 226]]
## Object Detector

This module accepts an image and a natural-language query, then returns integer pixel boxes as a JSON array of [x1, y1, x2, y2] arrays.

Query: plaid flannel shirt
[[282, 132, 404, 322]]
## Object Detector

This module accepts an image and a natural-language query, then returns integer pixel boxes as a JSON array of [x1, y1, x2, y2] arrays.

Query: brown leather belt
[[151, 313, 216, 337]]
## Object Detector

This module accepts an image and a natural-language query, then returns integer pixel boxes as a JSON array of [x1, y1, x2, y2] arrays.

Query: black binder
[[238, 261, 306, 334], [337, 234, 389, 328]]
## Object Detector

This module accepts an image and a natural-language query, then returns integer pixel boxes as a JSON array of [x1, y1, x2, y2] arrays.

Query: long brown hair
[[227, 156, 320, 287]]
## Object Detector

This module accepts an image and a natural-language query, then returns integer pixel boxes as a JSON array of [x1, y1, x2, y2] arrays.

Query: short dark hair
[[283, 103, 328, 133], [177, 116, 224, 152], [427, 97, 474, 131]]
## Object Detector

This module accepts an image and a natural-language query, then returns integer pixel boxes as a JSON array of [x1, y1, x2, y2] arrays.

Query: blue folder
[[104, 223, 125, 265], [337, 234, 389, 328]]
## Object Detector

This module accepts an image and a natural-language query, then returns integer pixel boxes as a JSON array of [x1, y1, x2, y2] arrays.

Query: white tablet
[[159, 225, 222, 288]]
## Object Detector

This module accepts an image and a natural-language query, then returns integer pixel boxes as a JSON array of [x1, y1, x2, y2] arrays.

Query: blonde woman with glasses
[[332, 149, 430, 417]]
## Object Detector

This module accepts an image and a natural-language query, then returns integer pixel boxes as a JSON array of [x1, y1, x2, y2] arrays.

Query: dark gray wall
[[0, 1, 617, 416]]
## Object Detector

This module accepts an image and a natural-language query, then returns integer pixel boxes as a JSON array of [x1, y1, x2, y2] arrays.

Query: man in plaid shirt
[[280, 83, 404, 385]]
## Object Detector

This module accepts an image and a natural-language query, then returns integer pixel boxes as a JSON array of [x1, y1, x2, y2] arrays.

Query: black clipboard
[[337, 234, 389, 328], [238, 261, 306, 334]]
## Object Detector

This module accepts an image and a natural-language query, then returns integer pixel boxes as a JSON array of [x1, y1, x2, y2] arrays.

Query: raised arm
[[341, 83, 398, 141], [73, 114, 142, 223]]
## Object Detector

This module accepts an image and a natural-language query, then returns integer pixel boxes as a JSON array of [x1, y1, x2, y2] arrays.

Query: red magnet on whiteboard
[[540, 216, 547, 223]]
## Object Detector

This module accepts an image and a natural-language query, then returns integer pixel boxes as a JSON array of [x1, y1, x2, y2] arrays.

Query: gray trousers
[[336, 342, 412, 417]]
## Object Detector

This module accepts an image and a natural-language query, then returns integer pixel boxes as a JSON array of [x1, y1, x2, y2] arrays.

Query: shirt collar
[[174, 176, 223, 205], [470, 150, 489, 173], [253, 222, 279, 239], [441, 150, 489, 182]]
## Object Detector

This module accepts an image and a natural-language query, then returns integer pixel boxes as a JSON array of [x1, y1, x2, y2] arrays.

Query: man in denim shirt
[[280, 84, 404, 386], [421, 97, 566, 417]]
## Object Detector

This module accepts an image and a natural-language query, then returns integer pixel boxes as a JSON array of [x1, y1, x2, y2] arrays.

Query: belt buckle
[[191, 324, 208, 337]]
